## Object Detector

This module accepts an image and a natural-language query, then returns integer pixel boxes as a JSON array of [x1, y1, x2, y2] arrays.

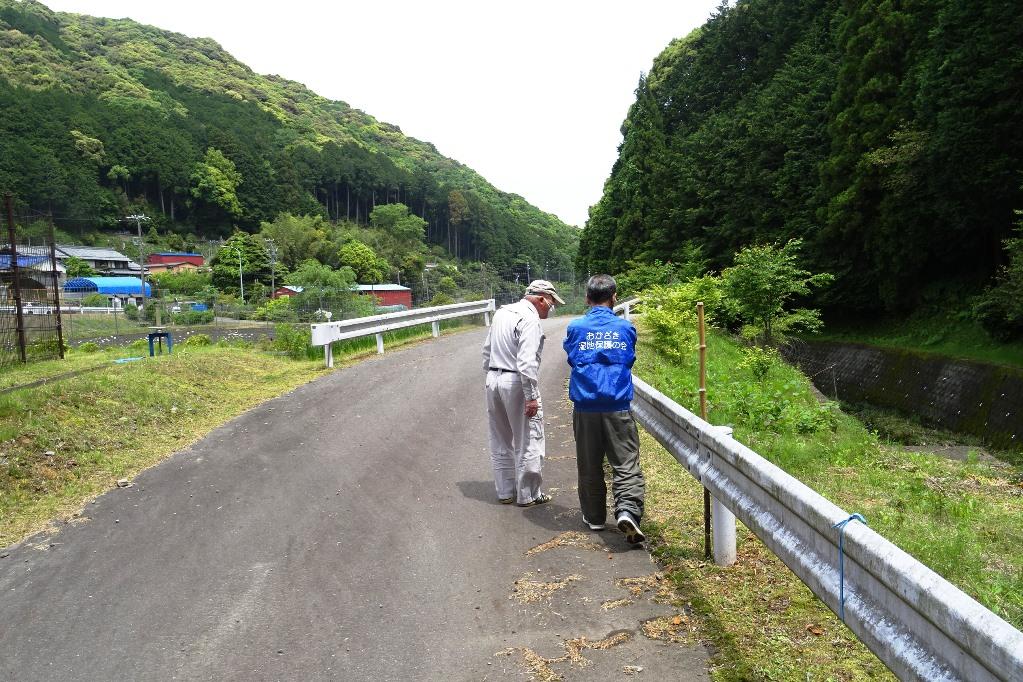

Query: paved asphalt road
[[1, 317, 708, 681]]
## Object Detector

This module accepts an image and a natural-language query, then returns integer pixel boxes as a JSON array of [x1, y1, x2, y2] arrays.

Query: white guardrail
[[310, 299, 495, 367], [615, 299, 1023, 681]]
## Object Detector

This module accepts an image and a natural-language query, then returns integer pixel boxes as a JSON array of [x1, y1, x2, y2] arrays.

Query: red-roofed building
[[272, 285, 304, 299], [148, 252, 205, 267]]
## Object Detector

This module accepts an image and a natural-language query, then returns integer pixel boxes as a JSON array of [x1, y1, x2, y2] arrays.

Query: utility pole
[[264, 238, 277, 294], [526, 261, 531, 282], [126, 213, 150, 308]]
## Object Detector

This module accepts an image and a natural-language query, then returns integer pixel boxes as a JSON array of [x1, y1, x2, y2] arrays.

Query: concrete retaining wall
[[782, 340, 1023, 450]]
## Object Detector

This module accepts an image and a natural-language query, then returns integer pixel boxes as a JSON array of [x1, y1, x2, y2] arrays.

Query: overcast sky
[[43, 0, 721, 227]]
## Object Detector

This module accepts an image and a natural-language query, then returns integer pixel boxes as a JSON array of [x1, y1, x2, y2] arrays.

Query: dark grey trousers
[[572, 410, 645, 525]]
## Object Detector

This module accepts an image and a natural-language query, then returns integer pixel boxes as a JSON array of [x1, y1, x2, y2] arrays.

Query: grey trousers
[[485, 371, 545, 504], [573, 410, 644, 524]]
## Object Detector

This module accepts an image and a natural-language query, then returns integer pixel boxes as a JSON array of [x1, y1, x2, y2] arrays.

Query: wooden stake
[[47, 213, 64, 359], [698, 301, 710, 559], [6, 194, 27, 363], [698, 302, 707, 420]]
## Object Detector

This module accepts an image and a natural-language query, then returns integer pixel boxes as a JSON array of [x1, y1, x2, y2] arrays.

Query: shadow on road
[[456, 479, 642, 554], [455, 479, 503, 505]]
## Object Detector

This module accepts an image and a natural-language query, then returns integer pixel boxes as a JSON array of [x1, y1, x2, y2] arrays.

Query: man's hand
[[524, 399, 539, 418]]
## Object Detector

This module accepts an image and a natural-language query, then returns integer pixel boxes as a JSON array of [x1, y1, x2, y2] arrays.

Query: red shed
[[356, 284, 412, 308], [272, 285, 304, 299], [148, 252, 204, 267]]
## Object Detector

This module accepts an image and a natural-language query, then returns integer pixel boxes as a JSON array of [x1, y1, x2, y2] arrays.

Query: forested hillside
[[0, 0, 577, 274], [579, 0, 1022, 314]]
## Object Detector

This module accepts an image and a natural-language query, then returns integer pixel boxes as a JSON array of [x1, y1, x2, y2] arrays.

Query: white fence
[[616, 299, 1023, 680], [310, 299, 495, 367], [0, 305, 118, 315]]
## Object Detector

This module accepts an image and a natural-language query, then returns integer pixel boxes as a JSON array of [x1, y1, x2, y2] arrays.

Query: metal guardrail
[[310, 299, 495, 367], [616, 298, 1023, 680]]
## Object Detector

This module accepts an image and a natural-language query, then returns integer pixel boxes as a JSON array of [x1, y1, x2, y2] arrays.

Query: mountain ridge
[[0, 0, 577, 273]]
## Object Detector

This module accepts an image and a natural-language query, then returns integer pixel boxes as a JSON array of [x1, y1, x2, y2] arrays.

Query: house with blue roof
[[0, 246, 60, 292], [63, 276, 151, 308]]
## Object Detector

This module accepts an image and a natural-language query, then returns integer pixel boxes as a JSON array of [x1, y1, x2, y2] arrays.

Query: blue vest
[[563, 306, 637, 412]]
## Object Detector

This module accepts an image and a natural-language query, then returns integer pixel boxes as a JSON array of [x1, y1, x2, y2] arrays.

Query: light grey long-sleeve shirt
[[481, 299, 545, 400]]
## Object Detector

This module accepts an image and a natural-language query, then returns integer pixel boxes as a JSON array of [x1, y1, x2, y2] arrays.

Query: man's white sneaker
[[616, 512, 645, 544], [583, 518, 605, 531]]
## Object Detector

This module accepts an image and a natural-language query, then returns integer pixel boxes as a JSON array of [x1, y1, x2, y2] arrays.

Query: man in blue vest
[[563, 274, 646, 544]]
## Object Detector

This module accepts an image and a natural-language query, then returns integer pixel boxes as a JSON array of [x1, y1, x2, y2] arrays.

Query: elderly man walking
[[482, 280, 565, 507], [563, 274, 646, 544]]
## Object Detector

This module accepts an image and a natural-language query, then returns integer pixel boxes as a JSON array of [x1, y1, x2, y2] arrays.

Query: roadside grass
[[0, 346, 326, 546], [813, 312, 1023, 368], [634, 324, 1023, 679], [0, 318, 480, 547], [61, 312, 269, 344], [61, 312, 149, 340], [843, 403, 1023, 470], [0, 343, 151, 391]]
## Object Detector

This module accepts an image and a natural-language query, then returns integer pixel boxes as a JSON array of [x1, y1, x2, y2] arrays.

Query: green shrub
[[172, 310, 214, 325], [437, 276, 457, 296], [252, 297, 298, 322], [641, 276, 725, 364], [270, 324, 317, 360], [78, 341, 101, 353], [721, 239, 832, 345], [26, 336, 67, 359], [792, 403, 839, 434], [738, 346, 778, 383], [728, 379, 837, 435], [180, 334, 212, 348], [124, 303, 139, 321], [343, 294, 378, 318], [973, 223, 1023, 340], [81, 293, 108, 307], [427, 292, 454, 307]]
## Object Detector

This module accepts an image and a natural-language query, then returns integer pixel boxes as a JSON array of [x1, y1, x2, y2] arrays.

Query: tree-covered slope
[[578, 0, 1022, 313], [0, 0, 577, 273]]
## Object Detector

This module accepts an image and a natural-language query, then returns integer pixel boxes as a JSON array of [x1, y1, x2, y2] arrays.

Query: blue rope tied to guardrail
[[832, 513, 867, 622]]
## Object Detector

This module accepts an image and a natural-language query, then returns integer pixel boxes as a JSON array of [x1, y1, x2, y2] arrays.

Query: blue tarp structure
[[63, 276, 151, 296], [0, 254, 49, 269]]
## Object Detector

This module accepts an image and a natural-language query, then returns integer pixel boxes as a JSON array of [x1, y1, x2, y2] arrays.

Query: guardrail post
[[624, 302, 631, 320], [375, 333, 384, 354], [431, 321, 440, 338], [325, 342, 334, 368], [712, 497, 737, 565], [711, 426, 736, 566], [484, 311, 491, 326]]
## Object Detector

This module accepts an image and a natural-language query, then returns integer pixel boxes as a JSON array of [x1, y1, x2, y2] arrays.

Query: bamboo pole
[[698, 302, 710, 559]]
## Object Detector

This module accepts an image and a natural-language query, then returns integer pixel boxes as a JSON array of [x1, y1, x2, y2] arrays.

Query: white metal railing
[[615, 298, 1023, 680], [310, 299, 495, 367], [0, 305, 121, 315]]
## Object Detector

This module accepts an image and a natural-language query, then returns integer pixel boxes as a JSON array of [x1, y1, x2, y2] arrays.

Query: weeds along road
[[0, 317, 708, 681]]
